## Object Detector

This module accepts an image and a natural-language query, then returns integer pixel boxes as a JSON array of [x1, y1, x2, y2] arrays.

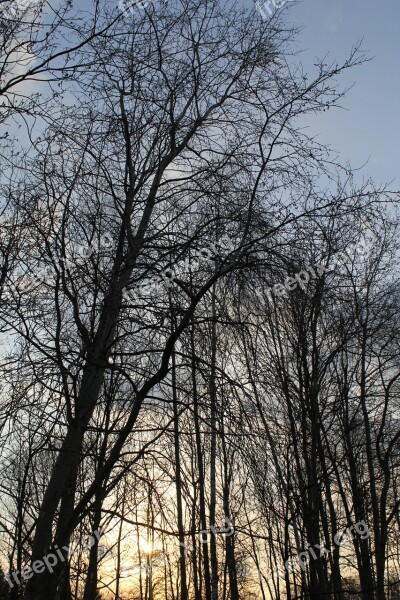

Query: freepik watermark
[[0, 0, 40, 18], [9, 233, 233, 300], [122, 235, 236, 305], [4, 529, 102, 589], [258, 521, 370, 583], [6, 234, 114, 296], [256, 228, 373, 304], [136, 518, 234, 574], [191, 517, 234, 547], [255, 0, 294, 20], [118, 0, 168, 16]]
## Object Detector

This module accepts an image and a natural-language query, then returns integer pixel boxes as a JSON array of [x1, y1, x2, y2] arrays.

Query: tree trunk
[[209, 287, 219, 600], [171, 332, 188, 600], [190, 319, 212, 600]]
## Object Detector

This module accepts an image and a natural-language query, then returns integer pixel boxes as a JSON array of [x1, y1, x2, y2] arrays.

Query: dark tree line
[[0, 1, 399, 599]]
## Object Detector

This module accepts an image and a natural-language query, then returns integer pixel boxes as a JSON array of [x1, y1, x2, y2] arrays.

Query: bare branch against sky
[[0, 1, 399, 599]]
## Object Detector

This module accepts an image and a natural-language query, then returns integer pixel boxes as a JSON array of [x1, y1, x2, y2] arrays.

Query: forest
[[0, 0, 399, 599]]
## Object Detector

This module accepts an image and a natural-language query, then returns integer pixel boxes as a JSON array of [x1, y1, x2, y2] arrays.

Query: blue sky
[[74, 0, 398, 188], [10, 0, 399, 187], [250, 0, 400, 186]]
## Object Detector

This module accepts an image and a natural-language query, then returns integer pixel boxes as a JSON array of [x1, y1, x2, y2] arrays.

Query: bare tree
[[1, 2, 399, 600]]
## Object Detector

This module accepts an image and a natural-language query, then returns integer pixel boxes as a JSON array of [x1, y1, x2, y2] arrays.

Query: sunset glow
[[139, 539, 153, 555]]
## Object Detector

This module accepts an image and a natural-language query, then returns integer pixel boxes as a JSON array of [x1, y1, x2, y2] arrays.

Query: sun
[[139, 538, 153, 555]]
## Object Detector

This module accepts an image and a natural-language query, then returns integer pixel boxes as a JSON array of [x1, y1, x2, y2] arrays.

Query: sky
[[249, 0, 400, 187], [5, 0, 399, 188]]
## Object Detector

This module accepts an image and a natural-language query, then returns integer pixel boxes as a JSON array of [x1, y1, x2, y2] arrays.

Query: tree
[[1, 1, 399, 600]]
